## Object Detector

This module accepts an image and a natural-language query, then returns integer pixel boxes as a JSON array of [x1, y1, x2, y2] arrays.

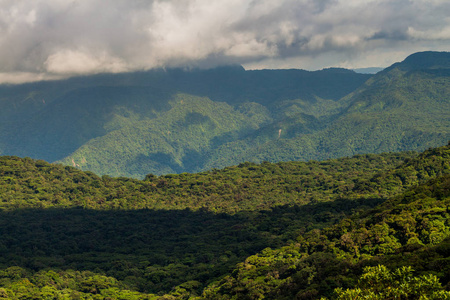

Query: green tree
[[330, 265, 450, 300]]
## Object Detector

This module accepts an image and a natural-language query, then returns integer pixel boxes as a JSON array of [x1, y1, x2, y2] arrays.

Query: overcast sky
[[0, 0, 449, 83]]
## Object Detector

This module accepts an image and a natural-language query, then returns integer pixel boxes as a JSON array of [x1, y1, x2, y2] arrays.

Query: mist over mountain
[[0, 51, 449, 177]]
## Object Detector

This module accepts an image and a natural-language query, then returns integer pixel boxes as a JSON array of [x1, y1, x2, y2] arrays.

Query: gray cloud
[[0, 0, 449, 83]]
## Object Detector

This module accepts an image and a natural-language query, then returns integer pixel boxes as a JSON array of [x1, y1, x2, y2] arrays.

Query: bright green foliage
[[57, 94, 273, 177], [0, 150, 419, 212], [0, 267, 159, 299], [331, 265, 450, 300], [312, 64, 450, 162], [222, 53, 450, 171], [200, 144, 450, 299]]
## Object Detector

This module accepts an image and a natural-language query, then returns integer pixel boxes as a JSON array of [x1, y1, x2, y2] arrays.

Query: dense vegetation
[[1, 51, 449, 177], [0, 142, 449, 298], [0, 151, 416, 212], [204, 170, 450, 299], [205, 52, 450, 171], [0, 65, 370, 177]]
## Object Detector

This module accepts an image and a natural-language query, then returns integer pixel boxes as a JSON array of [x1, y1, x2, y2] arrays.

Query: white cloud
[[0, 0, 449, 83], [408, 26, 450, 40], [44, 49, 128, 75], [0, 72, 61, 84]]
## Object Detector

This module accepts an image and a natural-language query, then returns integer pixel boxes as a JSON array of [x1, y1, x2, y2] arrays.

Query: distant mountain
[[315, 51, 450, 158], [0, 65, 370, 177], [391, 50, 450, 70], [352, 67, 384, 74], [210, 51, 450, 168], [0, 51, 449, 177]]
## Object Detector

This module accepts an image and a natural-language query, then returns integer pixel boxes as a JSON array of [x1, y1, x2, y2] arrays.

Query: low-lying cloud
[[0, 0, 449, 83]]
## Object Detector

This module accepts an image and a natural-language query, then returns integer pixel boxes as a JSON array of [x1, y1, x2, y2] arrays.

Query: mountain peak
[[398, 51, 450, 70]]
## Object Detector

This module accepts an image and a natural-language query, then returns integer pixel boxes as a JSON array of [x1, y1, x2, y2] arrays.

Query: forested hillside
[[62, 51, 450, 177], [0, 149, 416, 212], [204, 51, 450, 170], [204, 144, 450, 299], [0, 66, 369, 177], [1, 51, 448, 177], [0, 143, 449, 298]]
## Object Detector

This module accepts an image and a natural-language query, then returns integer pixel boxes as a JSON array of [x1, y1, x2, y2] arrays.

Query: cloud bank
[[0, 0, 449, 83]]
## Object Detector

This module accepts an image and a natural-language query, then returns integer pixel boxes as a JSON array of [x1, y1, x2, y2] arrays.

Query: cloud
[[0, 0, 449, 83], [44, 49, 128, 74]]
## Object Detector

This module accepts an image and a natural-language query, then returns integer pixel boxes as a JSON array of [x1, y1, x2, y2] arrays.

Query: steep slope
[[58, 94, 272, 177], [3, 86, 172, 162], [206, 51, 450, 168], [316, 51, 450, 158], [201, 175, 450, 299]]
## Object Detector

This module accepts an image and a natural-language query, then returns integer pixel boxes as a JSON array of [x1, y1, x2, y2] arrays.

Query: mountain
[[0, 142, 449, 298], [211, 51, 450, 167], [0, 66, 370, 177], [0, 51, 449, 178], [353, 67, 384, 74], [314, 51, 450, 158]]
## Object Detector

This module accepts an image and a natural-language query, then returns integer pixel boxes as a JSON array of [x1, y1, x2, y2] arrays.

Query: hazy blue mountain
[[353, 67, 384, 74]]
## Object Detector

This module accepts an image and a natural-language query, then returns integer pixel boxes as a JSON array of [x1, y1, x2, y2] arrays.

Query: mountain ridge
[[1, 51, 449, 177]]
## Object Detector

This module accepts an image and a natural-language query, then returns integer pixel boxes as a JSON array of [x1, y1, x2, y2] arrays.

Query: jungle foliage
[[0, 143, 449, 298]]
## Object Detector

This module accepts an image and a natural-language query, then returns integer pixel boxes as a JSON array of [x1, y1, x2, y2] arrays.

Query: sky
[[0, 0, 449, 84]]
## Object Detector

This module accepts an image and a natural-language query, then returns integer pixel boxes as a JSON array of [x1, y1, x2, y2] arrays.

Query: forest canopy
[[0, 142, 449, 298]]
